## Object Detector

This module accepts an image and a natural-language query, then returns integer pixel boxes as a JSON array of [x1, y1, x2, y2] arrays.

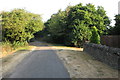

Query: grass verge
[[0, 42, 35, 58]]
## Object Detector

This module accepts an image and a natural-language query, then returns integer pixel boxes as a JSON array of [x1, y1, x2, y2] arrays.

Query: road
[[4, 42, 70, 78]]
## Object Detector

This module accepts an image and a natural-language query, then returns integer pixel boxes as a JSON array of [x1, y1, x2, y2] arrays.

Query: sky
[[0, 0, 120, 26]]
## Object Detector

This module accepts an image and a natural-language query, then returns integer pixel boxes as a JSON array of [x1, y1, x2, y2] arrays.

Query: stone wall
[[84, 43, 120, 70]]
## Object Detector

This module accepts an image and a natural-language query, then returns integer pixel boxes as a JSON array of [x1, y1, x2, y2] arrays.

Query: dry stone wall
[[84, 43, 120, 70]]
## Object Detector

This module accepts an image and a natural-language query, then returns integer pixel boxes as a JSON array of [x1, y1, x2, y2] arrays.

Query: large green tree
[[66, 3, 110, 46], [43, 3, 110, 47], [1, 9, 44, 43]]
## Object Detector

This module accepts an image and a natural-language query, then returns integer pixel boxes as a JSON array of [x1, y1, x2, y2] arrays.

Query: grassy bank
[[0, 42, 35, 58]]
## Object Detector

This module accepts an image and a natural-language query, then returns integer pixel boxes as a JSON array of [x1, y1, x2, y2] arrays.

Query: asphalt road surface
[[4, 45, 70, 78]]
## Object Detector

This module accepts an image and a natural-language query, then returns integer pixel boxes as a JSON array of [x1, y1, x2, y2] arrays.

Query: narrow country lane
[[4, 41, 70, 78]]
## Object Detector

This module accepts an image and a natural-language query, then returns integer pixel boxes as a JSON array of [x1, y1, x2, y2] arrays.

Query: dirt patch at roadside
[[56, 49, 119, 78]]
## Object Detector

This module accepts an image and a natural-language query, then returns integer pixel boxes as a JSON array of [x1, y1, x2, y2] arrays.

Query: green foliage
[[12, 41, 28, 49], [108, 14, 120, 35], [90, 26, 100, 44], [1, 9, 44, 45], [43, 10, 67, 43], [72, 21, 92, 47], [67, 3, 110, 34], [41, 3, 110, 47], [2, 40, 12, 48], [2, 40, 28, 50]]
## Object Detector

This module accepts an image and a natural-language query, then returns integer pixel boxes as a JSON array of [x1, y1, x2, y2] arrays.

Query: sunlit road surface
[[4, 42, 70, 78]]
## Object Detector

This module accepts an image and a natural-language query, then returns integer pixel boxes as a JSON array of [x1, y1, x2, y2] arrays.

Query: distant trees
[[108, 14, 120, 35], [43, 3, 110, 47], [1, 9, 44, 46], [44, 10, 67, 43]]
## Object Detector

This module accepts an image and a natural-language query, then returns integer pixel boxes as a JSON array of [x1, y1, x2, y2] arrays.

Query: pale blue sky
[[0, 0, 119, 26]]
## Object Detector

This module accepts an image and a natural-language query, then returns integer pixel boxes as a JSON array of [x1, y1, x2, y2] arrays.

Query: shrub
[[90, 26, 100, 44], [72, 22, 92, 47], [1, 9, 44, 44], [12, 41, 28, 49], [2, 41, 12, 53]]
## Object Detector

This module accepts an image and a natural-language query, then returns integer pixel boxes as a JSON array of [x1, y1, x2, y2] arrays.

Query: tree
[[44, 10, 67, 43], [1, 9, 44, 44], [43, 3, 110, 47], [66, 3, 110, 46], [108, 14, 120, 35], [67, 3, 110, 33]]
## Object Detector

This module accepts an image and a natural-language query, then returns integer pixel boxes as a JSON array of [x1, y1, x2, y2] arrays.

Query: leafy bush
[[90, 26, 100, 44], [1, 9, 44, 45], [72, 22, 92, 47], [12, 41, 28, 49]]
